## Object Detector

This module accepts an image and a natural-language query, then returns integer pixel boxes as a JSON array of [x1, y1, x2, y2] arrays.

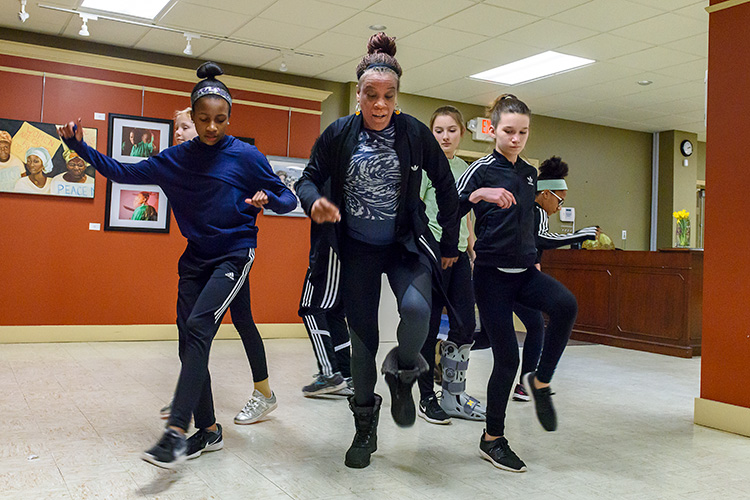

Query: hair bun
[[539, 156, 569, 180], [367, 32, 397, 57], [197, 61, 224, 80]]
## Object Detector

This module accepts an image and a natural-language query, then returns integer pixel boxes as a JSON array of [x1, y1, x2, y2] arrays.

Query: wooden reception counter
[[541, 249, 702, 358]]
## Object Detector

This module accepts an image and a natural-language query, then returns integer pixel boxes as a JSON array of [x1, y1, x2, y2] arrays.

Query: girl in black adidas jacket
[[295, 33, 459, 469], [456, 94, 578, 473]]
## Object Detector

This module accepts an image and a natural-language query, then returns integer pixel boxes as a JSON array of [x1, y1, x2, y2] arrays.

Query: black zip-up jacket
[[534, 203, 598, 263], [295, 112, 459, 284], [456, 150, 537, 269]]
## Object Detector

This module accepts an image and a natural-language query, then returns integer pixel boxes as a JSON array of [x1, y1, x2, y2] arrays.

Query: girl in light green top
[[417, 105, 486, 424]]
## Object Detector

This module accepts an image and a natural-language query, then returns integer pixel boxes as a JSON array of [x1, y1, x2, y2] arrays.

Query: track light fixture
[[183, 33, 199, 56], [78, 13, 97, 37], [18, 0, 29, 22]]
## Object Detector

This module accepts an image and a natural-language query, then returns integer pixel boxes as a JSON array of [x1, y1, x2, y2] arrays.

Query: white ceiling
[[1, 0, 709, 140]]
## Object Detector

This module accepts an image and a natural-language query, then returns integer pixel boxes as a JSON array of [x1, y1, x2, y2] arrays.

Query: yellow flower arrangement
[[673, 209, 690, 247], [672, 209, 690, 221]]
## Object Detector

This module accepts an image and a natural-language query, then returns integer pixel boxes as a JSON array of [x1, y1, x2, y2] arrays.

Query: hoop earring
[[355, 102, 361, 115], [394, 104, 401, 115]]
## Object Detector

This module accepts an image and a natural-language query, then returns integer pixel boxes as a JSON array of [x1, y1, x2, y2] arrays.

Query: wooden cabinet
[[541, 249, 702, 358]]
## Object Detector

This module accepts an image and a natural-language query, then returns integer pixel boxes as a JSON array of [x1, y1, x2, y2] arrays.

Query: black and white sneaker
[[186, 423, 224, 459], [142, 428, 187, 469], [479, 433, 527, 473], [523, 371, 557, 431], [418, 394, 451, 425]]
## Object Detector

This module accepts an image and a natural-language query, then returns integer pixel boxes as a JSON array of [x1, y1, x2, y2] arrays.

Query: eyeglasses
[[548, 190, 564, 207]]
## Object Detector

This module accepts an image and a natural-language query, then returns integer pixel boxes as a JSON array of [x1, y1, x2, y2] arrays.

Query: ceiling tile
[[316, 59, 361, 82], [0, 3, 74, 36], [318, 0, 379, 8], [160, 3, 252, 36], [198, 41, 280, 69], [565, 72, 683, 100], [258, 0, 359, 31], [652, 58, 707, 82], [394, 45, 446, 72], [328, 11, 426, 39], [610, 13, 706, 46], [367, 0, 476, 24], [551, 0, 664, 32], [135, 29, 220, 58], [663, 33, 708, 58], [559, 33, 653, 61], [608, 46, 701, 72], [61, 18, 150, 47], [497, 20, 598, 51], [626, 0, 704, 11], [436, 4, 538, 38], [673, 2, 710, 21], [454, 37, 541, 64], [646, 98, 704, 115], [399, 26, 487, 52], [482, 0, 592, 17], [605, 107, 667, 122], [260, 52, 355, 78], [297, 32, 366, 58], [419, 77, 508, 102], [179, 0, 276, 17], [400, 55, 490, 93], [231, 18, 323, 49]]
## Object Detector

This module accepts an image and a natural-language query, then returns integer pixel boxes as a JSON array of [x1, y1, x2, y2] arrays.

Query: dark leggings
[[417, 251, 475, 400], [513, 303, 545, 378], [170, 246, 266, 431], [474, 265, 577, 437], [340, 237, 432, 407]]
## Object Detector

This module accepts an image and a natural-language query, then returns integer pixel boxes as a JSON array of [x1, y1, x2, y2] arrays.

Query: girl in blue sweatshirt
[[58, 62, 297, 468]]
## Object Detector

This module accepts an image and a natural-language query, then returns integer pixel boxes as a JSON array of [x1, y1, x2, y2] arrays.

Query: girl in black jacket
[[456, 95, 578, 473], [296, 33, 459, 469]]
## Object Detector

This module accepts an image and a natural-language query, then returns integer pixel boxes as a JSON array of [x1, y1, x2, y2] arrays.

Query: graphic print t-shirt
[[344, 123, 400, 245]]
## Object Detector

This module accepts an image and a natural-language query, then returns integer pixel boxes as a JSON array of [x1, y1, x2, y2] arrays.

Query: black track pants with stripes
[[303, 300, 351, 378], [169, 245, 258, 431]]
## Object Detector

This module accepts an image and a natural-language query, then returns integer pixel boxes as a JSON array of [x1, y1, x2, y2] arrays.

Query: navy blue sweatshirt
[[63, 134, 297, 257]]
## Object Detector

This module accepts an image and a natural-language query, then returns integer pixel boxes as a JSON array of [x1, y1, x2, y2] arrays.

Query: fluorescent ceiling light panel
[[471, 51, 595, 85], [80, 0, 170, 19]]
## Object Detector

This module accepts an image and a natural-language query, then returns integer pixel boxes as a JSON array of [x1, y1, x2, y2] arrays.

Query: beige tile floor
[[1, 338, 747, 500]]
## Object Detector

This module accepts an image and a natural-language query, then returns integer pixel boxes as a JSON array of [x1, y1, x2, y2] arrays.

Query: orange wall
[[0, 54, 318, 328], [702, 1, 750, 408]]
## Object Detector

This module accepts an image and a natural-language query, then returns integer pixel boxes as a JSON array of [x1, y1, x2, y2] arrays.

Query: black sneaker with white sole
[[142, 428, 187, 469], [512, 383, 530, 402], [479, 433, 526, 472], [186, 423, 224, 459], [523, 371, 557, 431], [418, 394, 451, 425]]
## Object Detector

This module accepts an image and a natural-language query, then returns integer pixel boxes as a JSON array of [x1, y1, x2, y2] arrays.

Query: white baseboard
[[694, 397, 750, 438]]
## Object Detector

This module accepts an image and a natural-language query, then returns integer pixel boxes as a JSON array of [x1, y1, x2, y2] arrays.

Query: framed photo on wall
[[264, 155, 307, 217], [104, 180, 171, 232], [105, 114, 173, 232]]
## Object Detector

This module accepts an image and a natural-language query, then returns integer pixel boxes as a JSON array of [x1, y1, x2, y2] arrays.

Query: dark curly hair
[[538, 156, 569, 180]]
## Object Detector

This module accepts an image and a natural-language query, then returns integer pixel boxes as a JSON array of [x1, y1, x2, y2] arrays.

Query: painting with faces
[[0, 118, 97, 198]]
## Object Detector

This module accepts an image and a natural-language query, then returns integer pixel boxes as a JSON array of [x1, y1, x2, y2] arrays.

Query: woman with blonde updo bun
[[296, 32, 460, 469]]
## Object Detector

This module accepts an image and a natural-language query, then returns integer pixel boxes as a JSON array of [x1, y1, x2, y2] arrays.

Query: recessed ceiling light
[[470, 51, 595, 86], [368, 24, 387, 31], [80, 0, 170, 19], [637, 80, 653, 86]]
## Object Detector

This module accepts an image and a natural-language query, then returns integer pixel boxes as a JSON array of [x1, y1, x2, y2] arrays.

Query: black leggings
[[170, 246, 266, 431], [340, 236, 432, 406], [474, 266, 577, 437], [513, 303, 545, 378], [418, 251, 475, 400]]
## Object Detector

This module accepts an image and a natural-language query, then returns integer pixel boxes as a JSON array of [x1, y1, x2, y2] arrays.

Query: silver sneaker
[[234, 389, 278, 424], [332, 376, 354, 397]]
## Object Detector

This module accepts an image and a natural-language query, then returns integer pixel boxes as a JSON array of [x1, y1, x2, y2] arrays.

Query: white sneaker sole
[[479, 449, 527, 473], [302, 380, 348, 397], [234, 401, 278, 425], [186, 439, 224, 460], [512, 393, 530, 402], [141, 451, 187, 469], [417, 407, 452, 425]]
